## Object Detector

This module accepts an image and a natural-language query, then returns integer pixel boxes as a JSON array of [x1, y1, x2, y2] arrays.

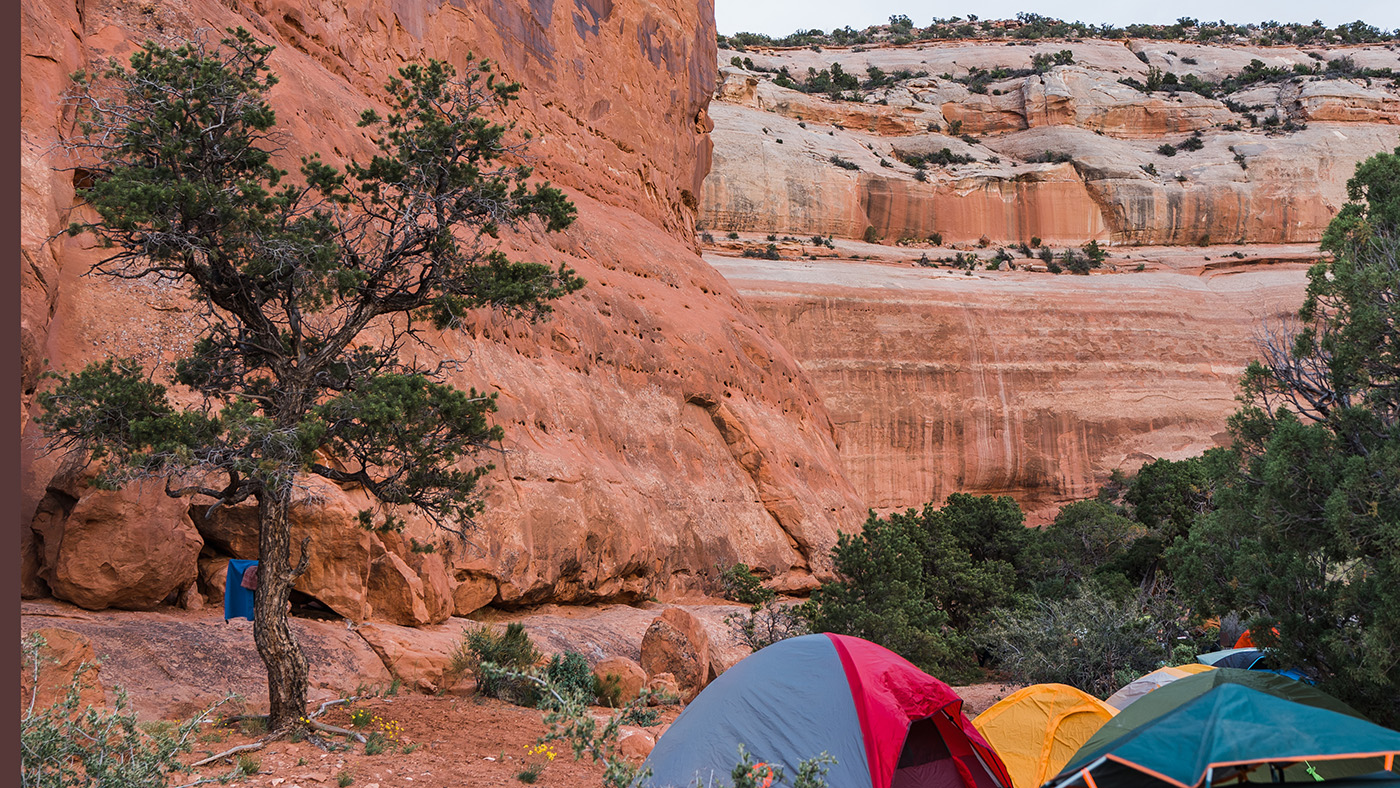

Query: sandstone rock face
[[593, 656, 648, 705], [710, 247, 1313, 522], [704, 42, 1400, 245], [19, 0, 865, 617], [30, 482, 203, 611], [639, 608, 711, 700]]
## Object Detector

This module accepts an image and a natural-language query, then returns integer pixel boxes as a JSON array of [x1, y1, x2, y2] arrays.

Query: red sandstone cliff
[[20, 0, 866, 619]]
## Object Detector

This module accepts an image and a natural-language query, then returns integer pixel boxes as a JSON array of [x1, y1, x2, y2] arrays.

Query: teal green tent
[[1046, 684, 1400, 787], [1069, 667, 1366, 776]]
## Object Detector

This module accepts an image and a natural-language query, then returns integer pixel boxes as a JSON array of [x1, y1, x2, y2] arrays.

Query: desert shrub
[[700, 232, 715, 244], [979, 583, 1203, 698], [804, 494, 1028, 679], [452, 623, 542, 705], [1026, 150, 1073, 164], [1029, 236, 1042, 248], [718, 563, 775, 605], [1082, 240, 1107, 264], [1157, 143, 1178, 156], [543, 652, 594, 709], [1037, 247, 1054, 263], [726, 231, 739, 239], [21, 633, 222, 788], [726, 599, 811, 652], [1177, 133, 1204, 152], [863, 225, 880, 243], [829, 155, 860, 171], [929, 232, 943, 246], [913, 168, 928, 182]]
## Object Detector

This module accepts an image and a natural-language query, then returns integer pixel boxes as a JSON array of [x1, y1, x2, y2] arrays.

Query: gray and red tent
[[644, 633, 1012, 788]]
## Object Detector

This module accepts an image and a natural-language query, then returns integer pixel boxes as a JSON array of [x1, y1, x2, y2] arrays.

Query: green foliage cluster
[[801, 494, 1029, 680], [978, 583, 1212, 698], [1167, 147, 1400, 726], [896, 148, 977, 169], [543, 651, 595, 709], [453, 623, 542, 705], [718, 563, 776, 605], [828, 155, 860, 171], [1025, 150, 1074, 164]]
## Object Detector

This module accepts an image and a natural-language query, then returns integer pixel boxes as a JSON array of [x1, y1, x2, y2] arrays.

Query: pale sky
[[716, 1, 1400, 37]]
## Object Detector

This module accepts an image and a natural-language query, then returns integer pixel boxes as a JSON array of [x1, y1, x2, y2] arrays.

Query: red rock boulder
[[640, 608, 711, 700], [31, 482, 202, 610]]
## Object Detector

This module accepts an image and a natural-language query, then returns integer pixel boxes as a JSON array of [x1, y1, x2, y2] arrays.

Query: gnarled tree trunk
[[254, 484, 308, 731]]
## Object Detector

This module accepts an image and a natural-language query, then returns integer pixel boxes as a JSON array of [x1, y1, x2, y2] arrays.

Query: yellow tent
[[972, 684, 1117, 788], [1103, 663, 1215, 711]]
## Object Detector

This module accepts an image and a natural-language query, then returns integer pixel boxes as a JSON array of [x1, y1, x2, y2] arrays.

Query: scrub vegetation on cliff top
[[719, 14, 1398, 51]]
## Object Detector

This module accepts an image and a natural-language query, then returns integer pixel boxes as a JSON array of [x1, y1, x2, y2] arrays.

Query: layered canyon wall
[[710, 248, 1315, 522], [698, 37, 1390, 520], [701, 39, 1400, 245], [20, 0, 867, 622]]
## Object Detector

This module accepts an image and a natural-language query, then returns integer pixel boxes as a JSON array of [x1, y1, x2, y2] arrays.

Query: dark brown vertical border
[[6, 0, 26, 776]]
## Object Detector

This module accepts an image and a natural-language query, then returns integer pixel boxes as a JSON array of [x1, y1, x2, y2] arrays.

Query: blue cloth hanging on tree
[[225, 559, 258, 622]]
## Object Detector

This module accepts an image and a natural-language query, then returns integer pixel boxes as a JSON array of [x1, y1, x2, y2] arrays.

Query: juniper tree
[[39, 29, 582, 730], [1169, 148, 1400, 724]]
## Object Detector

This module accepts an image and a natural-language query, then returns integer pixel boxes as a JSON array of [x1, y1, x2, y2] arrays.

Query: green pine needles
[[41, 28, 583, 729]]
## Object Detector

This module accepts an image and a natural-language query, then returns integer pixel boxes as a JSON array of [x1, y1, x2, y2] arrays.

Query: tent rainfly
[[1104, 664, 1214, 711], [643, 634, 1012, 788], [1049, 684, 1400, 788], [971, 684, 1115, 788]]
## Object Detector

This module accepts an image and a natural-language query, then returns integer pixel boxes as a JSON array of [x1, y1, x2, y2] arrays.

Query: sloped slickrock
[[19, 0, 864, 619], [19, 600, 390, 720], [20, 627, 106, 711]]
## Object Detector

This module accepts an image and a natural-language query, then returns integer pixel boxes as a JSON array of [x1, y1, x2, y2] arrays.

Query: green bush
[[801, 514, 966, 676], [543, 651, 595, 709], [452, 623, 542, 705], [804, 494, 1028, 680], [718, 563, 776, 605], [979, 583, 1205, 698], [1025, 500, 1147, 599]]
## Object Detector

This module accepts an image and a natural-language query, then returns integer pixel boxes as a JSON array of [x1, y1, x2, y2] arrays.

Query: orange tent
[[972, 684, 1116, 788], [1233, 626, 1280, 648]]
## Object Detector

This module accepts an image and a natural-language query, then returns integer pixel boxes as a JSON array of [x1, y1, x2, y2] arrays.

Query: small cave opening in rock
[[289, 589, 341, 621]]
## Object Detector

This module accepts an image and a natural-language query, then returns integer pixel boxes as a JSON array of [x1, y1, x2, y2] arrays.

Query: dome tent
[[972, 684, 1116, 788], [643, 634, 1011, 788]]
